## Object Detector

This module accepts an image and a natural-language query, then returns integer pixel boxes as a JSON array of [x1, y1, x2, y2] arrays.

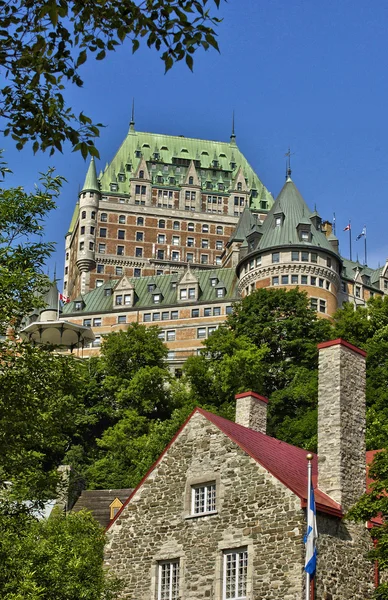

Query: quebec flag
[[304, 483, 318, 576]]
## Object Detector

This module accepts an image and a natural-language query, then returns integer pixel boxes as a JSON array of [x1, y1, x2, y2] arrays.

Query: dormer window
[[110, 183, 118, 192], [301, 230, 309, 241], [210, 278, 218, 287], [153, 293, 161, 304], [135, 150, 141, 158], [216, 288, 225, 298], [118, 173, 125, 182], [115, 295, 123, 305], [237, 182, 242, 191], [74, 301, 84, 311], [188, 176, 194, 184], [275, 216, 282, 227], [104, 288, 113, 297], [169, 177, 176, 185], [139, 170, 144, 178], [148, 283, 156, 292]]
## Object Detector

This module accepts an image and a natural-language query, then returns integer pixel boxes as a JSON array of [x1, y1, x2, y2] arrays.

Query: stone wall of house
[[105, 411, 373, 599], [105, 412, 304, 600], [316, 514, 374, 600]]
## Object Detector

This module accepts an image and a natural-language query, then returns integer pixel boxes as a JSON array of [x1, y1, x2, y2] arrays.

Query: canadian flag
[[59, 293, 70, 303], [343, 224, 351, 231]]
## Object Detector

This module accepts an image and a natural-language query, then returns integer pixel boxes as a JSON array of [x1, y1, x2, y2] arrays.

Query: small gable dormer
[[310, 208, 322, 231], [273, 208, 285, 228], [296, 217, 312, 242], [109, 497, 123, 521], [177, 265, 200, 302], [232, 167, 248, 193], [215, 280, 227, 298], [114, 276, 135, 308], [134, 157, 150, 181], [183, 161, 201, 187], [151, 286, 163, 304]]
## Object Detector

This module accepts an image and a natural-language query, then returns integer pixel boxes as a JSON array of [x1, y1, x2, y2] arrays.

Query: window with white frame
[[191, 482, 216, 514], [223, 548, 248, 600], [157, 560, 180, 600]]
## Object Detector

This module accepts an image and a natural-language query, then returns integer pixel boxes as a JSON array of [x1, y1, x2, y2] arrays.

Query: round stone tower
[[76, 157, 100, 294]]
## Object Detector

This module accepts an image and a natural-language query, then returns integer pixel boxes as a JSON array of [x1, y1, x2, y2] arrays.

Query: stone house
[[105, 339, 375, 600]]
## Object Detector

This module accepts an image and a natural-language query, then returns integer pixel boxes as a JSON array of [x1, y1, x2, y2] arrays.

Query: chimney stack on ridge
[[235, 391, 268, 434]]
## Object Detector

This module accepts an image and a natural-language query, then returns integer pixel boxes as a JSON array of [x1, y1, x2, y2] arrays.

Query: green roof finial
[[285, 147, 293, 180], [81, 157, 99, 194], [230, 110, 236, 145], [129, 98, 135, 132]]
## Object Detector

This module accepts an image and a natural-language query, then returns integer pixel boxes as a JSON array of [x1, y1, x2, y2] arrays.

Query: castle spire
[[81, 157, 99, 194], [129, 98, 135, 132], [230, 110, 236, 145], [285, 147, 293, 181]]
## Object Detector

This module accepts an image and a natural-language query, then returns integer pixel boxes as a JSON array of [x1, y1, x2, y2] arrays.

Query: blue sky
[[3, 0, 388, 278]]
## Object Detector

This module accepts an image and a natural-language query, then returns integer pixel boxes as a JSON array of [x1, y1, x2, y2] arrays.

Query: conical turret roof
[[227, 205, 257, 244], [81, 157, 100, 194], [257, 177, 337, 254]]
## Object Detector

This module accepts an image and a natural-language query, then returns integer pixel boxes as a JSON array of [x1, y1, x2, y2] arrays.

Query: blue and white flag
[[304, 483, 318, 576], [356, 227, 366, 241]]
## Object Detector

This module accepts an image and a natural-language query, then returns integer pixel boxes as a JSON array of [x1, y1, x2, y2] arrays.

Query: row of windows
[[158, 549, 247, 600], [272, 251, 332, 266], [197, 325, 218, 338], [272, 274, 331, 290], [141, 306, 231, 323], [95, 244, 221, 264], [99, 214, 225, 235]]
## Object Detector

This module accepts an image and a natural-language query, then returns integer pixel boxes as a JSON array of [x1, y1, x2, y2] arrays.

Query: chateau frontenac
[[61, 120, 388, 368]]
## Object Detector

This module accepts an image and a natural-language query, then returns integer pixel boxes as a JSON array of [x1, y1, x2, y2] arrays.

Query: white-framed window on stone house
[[223, 548, 248, 600], [191, 482, 216, 515], [157, 560, 180, 600]]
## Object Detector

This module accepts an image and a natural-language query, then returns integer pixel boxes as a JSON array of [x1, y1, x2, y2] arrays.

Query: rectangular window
[[158, 560, 179, 600], [117, 315, 126, 324], [93, 318, 102, 327], [272, 276, 279, 285], [272, 252, 280, 263], [171, 251, 180, 261], [100, 213, 107, 222], [197, 327, 206, 339], [311, 298, 318, 311], [201, 254, 208, 264], [291, 274, 298, 284], [100, 228, 107, 238], [134, 268, 141, 277], [117, 245, 124, 256], [188, 287, 196, 299], [115, 295, 123, 305], [326, 281, 330, 290], [119, 215, 126, 224], [223, 548, 248, 600], [115, 266, 123, 276], [202, 239, 209, 248], [213, 307, 221, 316], [301, 251, 309, 262], [192, 309, 199, 318], [118, 230, 125, 240], [171, 310, 178, 320], [311, 252, 318, 263], [162, 311, 169, 321], [124, 294, 131, 305], [180, 289, 187, 300], [226, 305, 233, 315], [97, 264, 104, 274], [202, 224, 209, 233], [281, 275, 289, 285], [187, 237, 194, 247], [187, 252, 194, 262], [216, 288, 224, 298], [191, 483, 216, 514], [157, 249, 165, 260], [216, 240, 223, 250], [166, 330, 176, 341], [135, 247, 143, 257], [301, 275, 308, 285], [204, 308, 211, 317], [158, 234, 166, 244], [311, 276, 316, 286], [256, 256, 262, 267], [319, 278, 324, 288], [136, 231, 144, 241], [152, 313, 160, 321], [83, 319, 91, 327], [143, 313, 151, 322], [327, 257, 332, 268], [291, 251, 299, 261], [355, 286, 361, 298], [172, 236, 180, 246], [319, 299, 326, 313]]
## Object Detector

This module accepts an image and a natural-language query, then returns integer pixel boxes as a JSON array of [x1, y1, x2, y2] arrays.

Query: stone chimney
[[235, 391, 268, 434], [317, 339, 366, 511]]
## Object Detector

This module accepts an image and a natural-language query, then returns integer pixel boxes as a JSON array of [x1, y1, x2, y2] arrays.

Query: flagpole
[[364, 226, 367, 265], [57, 293, 60, 320], [306, 453, 313, 600], [349, 220, 352, 261]]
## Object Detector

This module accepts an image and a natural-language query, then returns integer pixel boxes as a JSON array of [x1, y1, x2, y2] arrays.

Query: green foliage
[[0, 507, 121, 600], [0, 342, 85, 500], [0, 0, 223, 156], [0, 167, 64, 334]]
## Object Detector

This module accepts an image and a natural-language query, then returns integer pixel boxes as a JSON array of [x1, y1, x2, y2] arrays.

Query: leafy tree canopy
[[0, 0, 223, 157], [0, 507, 121, 600]]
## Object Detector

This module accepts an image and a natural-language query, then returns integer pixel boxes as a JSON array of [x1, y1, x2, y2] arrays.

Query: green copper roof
[[341, 258, 381, 287], [62, 268, 239, 315], [227, 205, 258, 244], [96, 129, 273, 210], [256, 177, 337, 254], [67, 202, 79, 235], [81, 157, 99, 193]]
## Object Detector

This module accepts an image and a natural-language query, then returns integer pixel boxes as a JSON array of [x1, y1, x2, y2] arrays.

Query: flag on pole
[[59, 293, 70, 303], [304, 482, 318, 576], [343, 223, 351, 232], [356, 227, 366, 241]]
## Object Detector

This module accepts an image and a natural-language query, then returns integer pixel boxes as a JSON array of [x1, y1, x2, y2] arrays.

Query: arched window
[[100, 213, 107, 222], [237, 182, 242, 191], [158, 219, 165, 229], [139, 170, 144, 178], [188, 176, 194, 185], [137, 216, 144, 226], [91, 211, 96, 219], [216, 225, 223, 235]]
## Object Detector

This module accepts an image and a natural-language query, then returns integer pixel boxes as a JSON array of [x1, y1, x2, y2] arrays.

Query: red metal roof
[[198, 408, 342, 516], [317, 338, 367, 357]]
